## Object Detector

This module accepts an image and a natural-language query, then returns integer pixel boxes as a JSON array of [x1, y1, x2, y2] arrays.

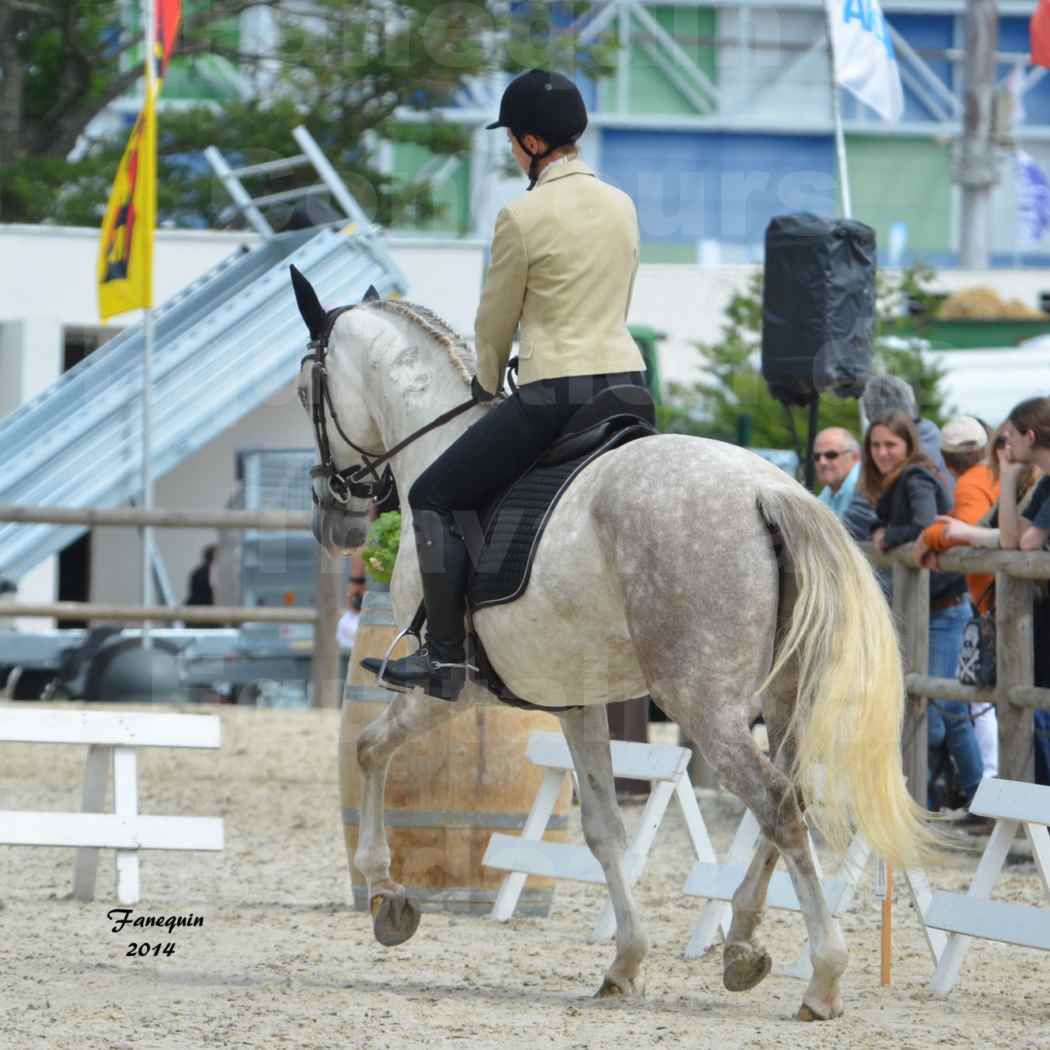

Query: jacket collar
[[536, 156, 594, 186]]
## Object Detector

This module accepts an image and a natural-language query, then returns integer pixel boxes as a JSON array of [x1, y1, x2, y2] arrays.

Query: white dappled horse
[[293, 284, 931, 1021]]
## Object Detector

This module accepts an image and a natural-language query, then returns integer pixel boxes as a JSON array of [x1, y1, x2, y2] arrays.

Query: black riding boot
[[361, 509, 472, 701]]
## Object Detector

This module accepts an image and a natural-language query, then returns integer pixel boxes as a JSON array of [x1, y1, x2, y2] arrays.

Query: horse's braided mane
[[369, 299, 474, 384]]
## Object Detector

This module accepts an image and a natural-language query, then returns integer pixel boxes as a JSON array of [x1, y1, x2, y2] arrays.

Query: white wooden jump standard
[[926, 778, 1050, 995], [483, 730, 726, 941], [683, 809, 945, 979], [0, 708, 224, 905]]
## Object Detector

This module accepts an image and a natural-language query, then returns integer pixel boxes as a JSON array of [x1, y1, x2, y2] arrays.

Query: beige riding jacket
[[473, 157, 645, 395]]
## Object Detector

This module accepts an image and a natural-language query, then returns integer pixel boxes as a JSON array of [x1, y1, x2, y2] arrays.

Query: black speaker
[[761, 213, 876, 406]]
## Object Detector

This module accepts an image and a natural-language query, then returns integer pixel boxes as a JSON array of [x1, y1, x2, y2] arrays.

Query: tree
[[0, 1, 616, 227], [656, 263, 955, 476]]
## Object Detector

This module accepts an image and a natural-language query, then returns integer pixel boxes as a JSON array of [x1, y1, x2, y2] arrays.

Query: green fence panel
[[601, 6, 717, 116], [391, 141, 471, 235], [846, 135, 952, 259]]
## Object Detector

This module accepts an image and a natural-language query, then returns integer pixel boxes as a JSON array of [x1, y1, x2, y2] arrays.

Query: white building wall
[[0, 317, 64, 626]]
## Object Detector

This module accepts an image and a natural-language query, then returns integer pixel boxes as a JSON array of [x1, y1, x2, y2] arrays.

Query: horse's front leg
[[559, 704, 648, 998], [355, 690, 468, 946]]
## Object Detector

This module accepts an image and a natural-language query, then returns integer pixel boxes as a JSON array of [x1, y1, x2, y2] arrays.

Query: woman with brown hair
[[861, 411, 984, 809]]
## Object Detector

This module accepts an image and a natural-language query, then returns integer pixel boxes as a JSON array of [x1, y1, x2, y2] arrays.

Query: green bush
[[361, 512, 401, 584]]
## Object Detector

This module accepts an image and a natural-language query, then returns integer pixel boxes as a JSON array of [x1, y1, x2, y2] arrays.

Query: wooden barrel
[[339, 586, 572, 916]]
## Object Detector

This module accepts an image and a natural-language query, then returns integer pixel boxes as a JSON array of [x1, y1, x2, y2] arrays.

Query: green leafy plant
[[361, 511, 401, 584]]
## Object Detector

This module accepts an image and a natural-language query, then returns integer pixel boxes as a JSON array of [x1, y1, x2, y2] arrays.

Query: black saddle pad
[[467, 415, 654, 611]]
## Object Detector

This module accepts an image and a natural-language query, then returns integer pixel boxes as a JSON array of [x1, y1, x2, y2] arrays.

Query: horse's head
[[291, 266, 383, 555]]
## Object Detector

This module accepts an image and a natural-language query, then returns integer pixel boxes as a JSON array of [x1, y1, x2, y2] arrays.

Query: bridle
[[301, 305, 477, 509]]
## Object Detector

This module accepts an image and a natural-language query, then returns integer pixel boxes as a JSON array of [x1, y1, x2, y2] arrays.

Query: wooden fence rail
[[0, 504, 312, 531], [0, 602, 317, 626], [862, 543, 1050, 803], [0, 504, 340, 708]]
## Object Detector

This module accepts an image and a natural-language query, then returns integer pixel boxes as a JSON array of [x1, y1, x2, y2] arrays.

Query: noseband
[[301, 304, 478, 510]]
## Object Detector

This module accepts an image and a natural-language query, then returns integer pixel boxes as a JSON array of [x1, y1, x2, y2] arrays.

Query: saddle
[[464, 383, 657, 710]]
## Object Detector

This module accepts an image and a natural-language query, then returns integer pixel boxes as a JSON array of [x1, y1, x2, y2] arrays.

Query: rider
[[365, 68, 647, 702]]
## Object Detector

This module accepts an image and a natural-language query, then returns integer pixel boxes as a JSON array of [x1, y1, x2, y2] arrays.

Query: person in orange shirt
[[913, 417, 999, 611], [913, 416, 999, 794]]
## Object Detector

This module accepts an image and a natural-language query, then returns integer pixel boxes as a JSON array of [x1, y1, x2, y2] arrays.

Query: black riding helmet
[[486, 69, 588, 190]]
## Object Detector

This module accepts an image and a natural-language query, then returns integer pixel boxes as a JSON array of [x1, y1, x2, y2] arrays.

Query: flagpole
[[142, 0, 157, 654], [825, 5, 852, 221]]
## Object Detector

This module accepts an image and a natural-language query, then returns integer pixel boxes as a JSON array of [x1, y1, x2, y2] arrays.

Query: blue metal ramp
[[0, 224, 407, 579]]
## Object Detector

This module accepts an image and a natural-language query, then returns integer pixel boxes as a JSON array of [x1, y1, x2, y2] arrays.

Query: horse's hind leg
[[559, 704, 648, 998], [354, 691, 467, 946], [722, 836, 778, 991], [720, 673, 800, 992], [678, 698, 846, 1020]]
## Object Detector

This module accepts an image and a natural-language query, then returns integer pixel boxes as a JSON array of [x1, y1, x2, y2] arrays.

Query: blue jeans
[[927, 598, 985, 806], [1035, 710, 1050, 787]]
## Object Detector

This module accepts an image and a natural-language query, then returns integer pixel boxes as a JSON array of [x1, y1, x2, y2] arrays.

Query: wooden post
[[881, 862, 894, 987], [995, 572, 1036, 782], [893, 562, 929, 808], [312, 549, 343, 709], [957, 0, 1000, 268]]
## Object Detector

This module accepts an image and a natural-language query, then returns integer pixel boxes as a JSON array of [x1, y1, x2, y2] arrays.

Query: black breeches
[[408, 372, 647, 521]]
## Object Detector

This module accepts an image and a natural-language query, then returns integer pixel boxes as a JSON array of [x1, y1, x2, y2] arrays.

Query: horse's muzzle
[[312, 504, 369, 554]]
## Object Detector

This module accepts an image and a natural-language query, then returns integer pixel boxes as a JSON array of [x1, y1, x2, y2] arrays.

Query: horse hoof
[[797, 998, 844, 1022], [723, 943, 772, 992], [594, 975, 643, 999], [370, 893, 421, 947]]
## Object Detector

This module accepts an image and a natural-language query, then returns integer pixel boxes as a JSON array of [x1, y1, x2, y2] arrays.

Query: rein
[[303, 305, 477, 507]]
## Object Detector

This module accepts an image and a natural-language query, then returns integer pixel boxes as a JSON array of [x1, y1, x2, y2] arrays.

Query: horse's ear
[[362, 284, 381, 303], [289, 265, 326, 341]]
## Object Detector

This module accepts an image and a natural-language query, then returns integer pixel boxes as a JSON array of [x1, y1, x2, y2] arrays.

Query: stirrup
[[375, 622, 421, 687]]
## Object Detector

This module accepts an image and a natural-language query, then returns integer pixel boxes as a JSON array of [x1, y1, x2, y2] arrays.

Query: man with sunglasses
[[813, 427, 862, 518]]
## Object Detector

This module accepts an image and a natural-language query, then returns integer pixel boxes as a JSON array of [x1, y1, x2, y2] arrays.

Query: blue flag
[[1017, 149, 1050, 246]]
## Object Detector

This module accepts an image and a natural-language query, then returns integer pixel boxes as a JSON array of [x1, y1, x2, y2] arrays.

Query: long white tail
[[755, 484, 935, 868]]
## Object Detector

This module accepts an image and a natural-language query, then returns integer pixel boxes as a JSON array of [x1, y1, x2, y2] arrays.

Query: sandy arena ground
[[1, 702, 1048, 1050]]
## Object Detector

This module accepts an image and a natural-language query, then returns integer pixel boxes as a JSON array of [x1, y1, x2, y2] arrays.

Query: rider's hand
[[471, 376, 496, 403]]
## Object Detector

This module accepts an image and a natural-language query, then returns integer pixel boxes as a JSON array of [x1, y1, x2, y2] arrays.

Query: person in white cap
[[914, 416, 1000, 808]]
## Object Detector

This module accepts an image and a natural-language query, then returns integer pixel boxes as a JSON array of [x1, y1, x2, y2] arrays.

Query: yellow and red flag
[[97, 1, 182, 320], [155, 0, 181, 81]]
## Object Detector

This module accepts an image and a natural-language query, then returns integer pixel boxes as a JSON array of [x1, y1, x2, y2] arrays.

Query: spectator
[[861, 374, 953, 500], [913, 417, 1000, 788], [814, 427, 862, 518], [860, 411, 983, 809], [811, 425, 878, 553], [0, 577, 16, 635], [996, 396, 1050, 786], [337, 584, 363, 651], [186, 544, 216, 606], [938, 426, 1042, 546]]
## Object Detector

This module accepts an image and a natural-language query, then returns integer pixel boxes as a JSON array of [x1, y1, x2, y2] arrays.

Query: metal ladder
[[205, 125, 374, 238]]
